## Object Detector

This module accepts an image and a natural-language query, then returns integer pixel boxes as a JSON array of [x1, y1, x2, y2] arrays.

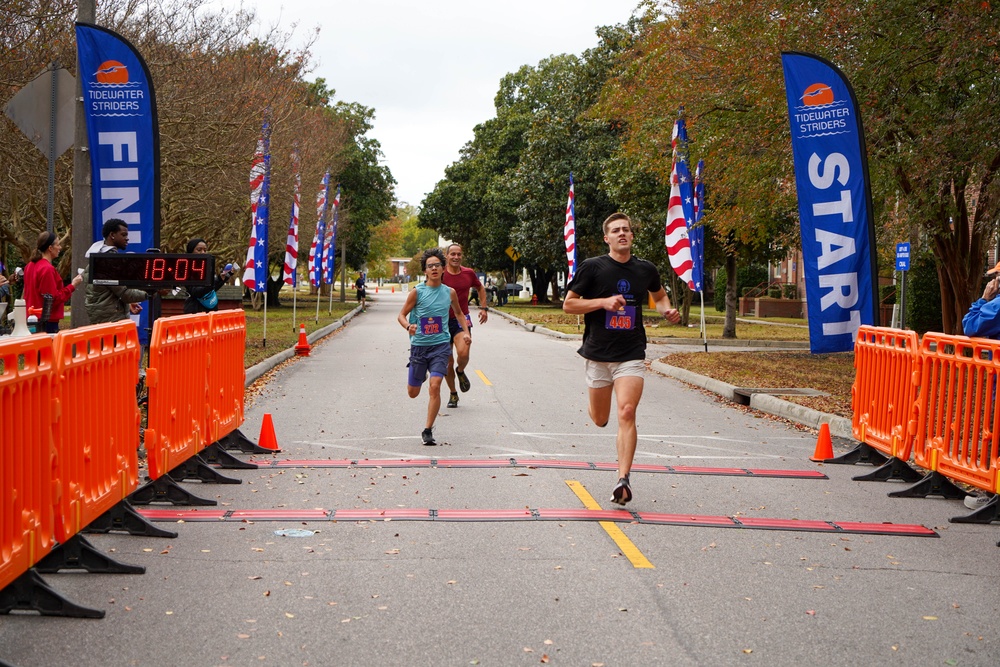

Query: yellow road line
[[565, 480, 654, 569], [475, 370, 492, 386]]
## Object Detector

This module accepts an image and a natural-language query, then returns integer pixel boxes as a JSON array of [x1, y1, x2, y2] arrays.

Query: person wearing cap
[[961, 263, 1000, 511], [963, 262, 1000, 339], [23, 231, 84, 333]]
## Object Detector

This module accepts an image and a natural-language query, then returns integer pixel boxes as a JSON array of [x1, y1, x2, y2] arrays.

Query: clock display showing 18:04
[[88, 253, 216, 289]]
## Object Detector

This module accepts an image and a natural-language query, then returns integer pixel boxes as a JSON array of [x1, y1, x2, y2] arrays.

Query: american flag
[[282, 151, 301, 286], [690, 160, 706, 293], [242, 121, 271, 292], [564, 174, 577, 282], [323, 185, 341, 284], [665, 117, 695, 290], [309, 171, 330, 288]]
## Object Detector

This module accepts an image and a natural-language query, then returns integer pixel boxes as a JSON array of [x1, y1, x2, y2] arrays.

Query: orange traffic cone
[[810, 422, 833, 461], [391, 286, 395, 293], [258, 413, 280, 451], [294, 323, 311, 356]]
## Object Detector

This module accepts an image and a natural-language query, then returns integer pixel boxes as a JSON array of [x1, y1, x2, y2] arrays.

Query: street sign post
[[896, 242, 910, 329]]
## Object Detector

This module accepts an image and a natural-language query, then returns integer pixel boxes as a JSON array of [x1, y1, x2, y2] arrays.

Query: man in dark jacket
[[84, 219, 148, 324]]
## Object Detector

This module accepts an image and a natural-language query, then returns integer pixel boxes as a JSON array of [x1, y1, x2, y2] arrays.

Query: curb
[[649, 359, 854, 439], [244, 304, 363, 387]]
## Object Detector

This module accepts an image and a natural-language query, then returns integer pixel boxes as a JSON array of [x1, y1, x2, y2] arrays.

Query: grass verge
[[242, 292, 357, 367], [662, 351, 855, 418]]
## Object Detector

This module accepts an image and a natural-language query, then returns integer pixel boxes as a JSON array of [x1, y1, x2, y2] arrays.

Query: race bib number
[[420, 316, 443, 335], [605, 306, 636, 331]]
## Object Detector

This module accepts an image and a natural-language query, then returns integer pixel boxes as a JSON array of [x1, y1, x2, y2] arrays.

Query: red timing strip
[[136, 507, 937, 537], [248, 457, 829, 479]]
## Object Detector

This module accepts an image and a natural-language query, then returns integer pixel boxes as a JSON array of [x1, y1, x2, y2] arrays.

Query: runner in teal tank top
[[397, 247, 471, 446]]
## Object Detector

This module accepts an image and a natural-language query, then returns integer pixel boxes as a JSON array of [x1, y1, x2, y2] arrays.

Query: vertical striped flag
[[282, 150, 301, 286], [665, 116, 695, 289], [242, 120, 271, 292], [309, 171, 330, 288], [323, 185, 341, 284], [690, 160, 706, 293], [564, 174, 577, 282]]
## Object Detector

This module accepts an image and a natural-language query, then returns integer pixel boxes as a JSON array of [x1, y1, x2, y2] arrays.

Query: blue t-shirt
[[410, 283, 453, 346]]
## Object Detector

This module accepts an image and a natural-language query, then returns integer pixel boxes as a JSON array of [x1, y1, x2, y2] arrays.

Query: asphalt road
[[2, 291, 997, 667]]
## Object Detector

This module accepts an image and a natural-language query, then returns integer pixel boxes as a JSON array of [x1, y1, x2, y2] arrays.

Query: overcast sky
[[239, 0, 641, 207]]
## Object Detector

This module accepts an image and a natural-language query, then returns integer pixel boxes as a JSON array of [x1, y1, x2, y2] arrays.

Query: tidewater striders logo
[[88, 59, 144, 117], [791, 81, 851, 139]]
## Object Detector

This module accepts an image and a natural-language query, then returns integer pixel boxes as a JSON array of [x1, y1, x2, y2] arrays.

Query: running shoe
[[421, 428, 436, 446], [447, 392, 459, 408], [457, 369, 471, 393], [610, 475, 632, 506], [964, 493, 995, 510]]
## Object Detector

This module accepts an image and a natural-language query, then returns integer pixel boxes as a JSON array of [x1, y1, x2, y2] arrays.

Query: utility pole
[[71, 0, 97, 328]]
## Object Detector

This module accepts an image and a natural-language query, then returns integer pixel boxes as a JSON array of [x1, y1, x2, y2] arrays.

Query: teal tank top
[[410, 283, 453, 346]]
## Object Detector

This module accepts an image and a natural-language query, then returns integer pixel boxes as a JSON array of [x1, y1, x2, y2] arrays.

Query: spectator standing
[[182, 238, 235, 314], [84, 219, 147, 324], [23, 231, 83, 333], [563, 213, 681, 506], [961, 265, 1000, 510]]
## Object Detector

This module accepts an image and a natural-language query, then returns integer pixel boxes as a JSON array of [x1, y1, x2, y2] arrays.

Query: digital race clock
[[88, 253, 216, 289]]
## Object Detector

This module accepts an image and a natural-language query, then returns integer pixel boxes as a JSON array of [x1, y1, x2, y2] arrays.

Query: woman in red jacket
[[23, 231, 83, 333]]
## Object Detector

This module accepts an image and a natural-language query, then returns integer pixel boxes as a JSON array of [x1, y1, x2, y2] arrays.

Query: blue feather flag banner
[[781, 52, 878, 353]]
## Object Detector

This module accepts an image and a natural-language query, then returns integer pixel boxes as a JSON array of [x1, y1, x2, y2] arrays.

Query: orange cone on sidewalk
[[391, 286, 395, 293], [294, 323, 311, 356], [258, 413, 280, 451], [810, 422, 833, 461]]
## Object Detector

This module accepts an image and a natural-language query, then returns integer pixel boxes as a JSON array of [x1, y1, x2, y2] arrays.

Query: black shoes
[[456, 370, 471, 393], [447, 392, 459, 408], [421, 428, 436, 446], [610, 475, 632, 506]]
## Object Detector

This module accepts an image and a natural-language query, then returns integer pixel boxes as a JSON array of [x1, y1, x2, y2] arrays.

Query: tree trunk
[[529, 267, 553, 303], [723, 254, 737, 338]]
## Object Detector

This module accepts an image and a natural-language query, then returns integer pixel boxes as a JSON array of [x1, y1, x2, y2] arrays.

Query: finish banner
[[76, 22, 161, 343], [781, 52, 878, 354], [76, 22, 160, 251]]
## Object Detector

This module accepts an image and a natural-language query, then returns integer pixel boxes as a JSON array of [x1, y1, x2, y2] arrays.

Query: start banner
[[781, 52, 878, 354]]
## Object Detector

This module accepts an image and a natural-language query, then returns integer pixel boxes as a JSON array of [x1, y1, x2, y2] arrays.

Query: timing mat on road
[[247, 458, 829, 479], [137, 507, 937, 538]]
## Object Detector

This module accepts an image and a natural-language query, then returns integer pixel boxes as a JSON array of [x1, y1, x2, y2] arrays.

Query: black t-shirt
[[566, 254, 662, 362]]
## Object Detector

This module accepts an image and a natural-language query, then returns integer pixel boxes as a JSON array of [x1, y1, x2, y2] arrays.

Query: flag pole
[[700, 291, 707, 353]]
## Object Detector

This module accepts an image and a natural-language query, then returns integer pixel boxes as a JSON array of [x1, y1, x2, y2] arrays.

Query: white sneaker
[[964, 493, 994, 510]]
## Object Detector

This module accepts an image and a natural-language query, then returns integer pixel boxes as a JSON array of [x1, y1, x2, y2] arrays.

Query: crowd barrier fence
[[144, 314, 212, 481], [0, 335, 57, 593], [852, 327, 1000, 516], [52, 322, 141, 538]]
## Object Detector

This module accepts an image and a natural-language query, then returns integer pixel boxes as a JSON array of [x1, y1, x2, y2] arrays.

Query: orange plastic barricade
[[852, 326, 920, 460], [51, 322, 141, 538], [912, 333, 1000, 495], [205, 309, 246, 445], [145, 313, 211, 481], [0, 335, 57, 592]]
